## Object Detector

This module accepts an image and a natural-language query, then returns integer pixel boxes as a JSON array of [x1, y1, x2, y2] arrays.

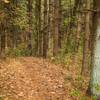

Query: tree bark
[[34, 0, 42, 56], [27, 0, 33, 55], [89, 0, 100, 98], [53, 0, 59, 56], [43, 0, 48, 58], [82, 0, 90, 76]]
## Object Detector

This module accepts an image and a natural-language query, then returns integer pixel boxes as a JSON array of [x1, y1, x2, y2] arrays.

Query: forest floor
[[0, 57, 91, 100]]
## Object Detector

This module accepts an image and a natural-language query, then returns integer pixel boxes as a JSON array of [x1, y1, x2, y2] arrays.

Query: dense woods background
[[0, 0, 93, 70], [0, 0, 100, 99]]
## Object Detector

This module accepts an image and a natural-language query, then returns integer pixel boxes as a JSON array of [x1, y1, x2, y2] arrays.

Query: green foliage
[[51, 52, 73, 66], [70, 89, 88, 100], [5, 43, 32, 57], [0, 96, 3, 100], [92, 96, 97, 100], [94, 84, 100, 92], [52, 45, 83, 66], [12, 0, 28, 30], [80, 97, 87, 100], [75, 75, 83, 89], [70, 89, 81, 97]]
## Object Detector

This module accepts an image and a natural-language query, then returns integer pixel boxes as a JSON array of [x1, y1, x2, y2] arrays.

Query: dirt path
[[0, 57, 70, 100], [0, 57, 91, 100]]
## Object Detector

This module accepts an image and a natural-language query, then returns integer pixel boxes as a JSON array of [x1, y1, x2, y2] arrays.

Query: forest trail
[[0, 57, 89, 100], [0, 57, 67, 100]]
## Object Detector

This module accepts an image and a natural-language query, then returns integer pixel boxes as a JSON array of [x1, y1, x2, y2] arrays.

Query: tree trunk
[[0, 23, 5, 57], [47, 0, 53, 57], [89, 0, 100, 98], [76, 13, 81, 52], [82, 0, 90, 76], [27, 0, 33, 55], [35, 0, 42, 56], [53, 0, 59, 56], [43, 0, 48, 58], [58, 0, 62, 49]]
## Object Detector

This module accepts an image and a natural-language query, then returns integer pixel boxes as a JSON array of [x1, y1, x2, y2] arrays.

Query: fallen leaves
[[0, 57, 91, 100]]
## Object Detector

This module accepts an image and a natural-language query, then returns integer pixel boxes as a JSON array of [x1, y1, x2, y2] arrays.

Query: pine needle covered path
[[0, 57, 67, 100], [0, 57, 90, 100]]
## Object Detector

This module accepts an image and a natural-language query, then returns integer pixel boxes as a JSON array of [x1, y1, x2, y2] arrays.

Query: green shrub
[[5, 43, 32, 57], [70, 89, 81, 97], [92, 96, 97, 100], [0, 96, 3, 100]]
